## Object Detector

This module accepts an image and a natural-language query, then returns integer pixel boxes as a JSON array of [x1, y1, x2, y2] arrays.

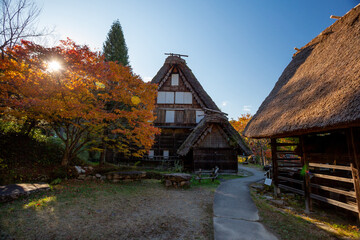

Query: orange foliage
[[230, 114, 271, 165], [0, 39, 159, 165]]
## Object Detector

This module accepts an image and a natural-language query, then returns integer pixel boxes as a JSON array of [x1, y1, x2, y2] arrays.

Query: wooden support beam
[[301, 135, 312, 213], [310, 183, 356, 198], [312, 173, 354, 183], [271, 138, 279, 196], [276, 157, 301, 161], [278, 164, 302, 168], [348, 128, 360, 221], [278, 184, 304, 195], [274, 143, 299, 146], [310, 193, 358, 213], [278, 176, 304, 185], [309, 163, 351, 171], [276, 150, 297, 154]]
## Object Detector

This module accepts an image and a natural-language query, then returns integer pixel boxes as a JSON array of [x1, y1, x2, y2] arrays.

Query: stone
[[95, 174, 101, 178], [0, 183, 50, 203], [269, 199, 285, 206], [180, 181, 190, 187], [162, 173, 192, 188], [106, 171, 146, 182], [163, 173, 192, 181], [75, 166, 85, 174], [165, 180, 172, 187], [264, 195, 273, 200]]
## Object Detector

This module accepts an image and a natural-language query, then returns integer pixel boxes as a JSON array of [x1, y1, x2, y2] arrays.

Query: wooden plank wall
[[193, 148, 237, 172], [272, 128, 360, 218]]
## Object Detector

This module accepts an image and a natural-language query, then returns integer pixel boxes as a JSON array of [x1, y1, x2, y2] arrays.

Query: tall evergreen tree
[[103, 20, 129, 66]]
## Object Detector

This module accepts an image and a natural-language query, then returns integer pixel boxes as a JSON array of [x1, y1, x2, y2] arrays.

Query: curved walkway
[[213, 166, 278, 240]]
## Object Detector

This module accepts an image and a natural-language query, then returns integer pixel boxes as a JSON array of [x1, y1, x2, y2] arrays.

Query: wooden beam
[[271, 138, 279, 196], [278, 164, 302, 168], [349, 127, 360, 221], [309, 163, 351, 171], [312, 173, 354, 183], [278, 184, 304, 195], [278, 167, 302, 172], [301, 135, 312, 213], [276, 157, 301, 161], [310, 193, 358, 213], [276, 150, 297, 153], [330, 15, 341, 20], [274, 143, 299, 146], [310, 183, 356, 198], [278, 176, 304, 185]]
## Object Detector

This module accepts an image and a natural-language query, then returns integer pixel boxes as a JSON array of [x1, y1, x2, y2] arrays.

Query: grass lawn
[[251, 185, 360, 240], [0, 179, 215, 239]]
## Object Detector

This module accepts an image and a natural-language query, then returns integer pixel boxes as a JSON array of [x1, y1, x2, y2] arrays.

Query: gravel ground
[[0, 179, 214, 240]]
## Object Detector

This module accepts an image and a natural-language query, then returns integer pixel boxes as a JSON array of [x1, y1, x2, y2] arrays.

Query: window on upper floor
[[157, 91, 174, 104], [175, 92, 192, 104], [165, 110, 175, 123], [171, 74, 179, 86]]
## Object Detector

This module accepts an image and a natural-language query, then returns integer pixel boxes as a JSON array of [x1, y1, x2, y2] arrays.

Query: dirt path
[[0, 179, 214, 239]]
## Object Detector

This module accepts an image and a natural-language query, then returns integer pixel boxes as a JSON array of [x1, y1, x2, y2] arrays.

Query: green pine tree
[[103, 20, 129, 66]]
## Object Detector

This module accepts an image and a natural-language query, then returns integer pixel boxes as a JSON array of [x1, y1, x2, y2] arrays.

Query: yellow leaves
[[95, 82, 105, 89], [131, 96, 141, 105]]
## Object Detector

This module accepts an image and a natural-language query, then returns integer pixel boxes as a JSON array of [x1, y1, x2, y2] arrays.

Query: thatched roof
[[152, 56, 220, 111], [177, 113, 252, 156], [244, 4, 360, 138]]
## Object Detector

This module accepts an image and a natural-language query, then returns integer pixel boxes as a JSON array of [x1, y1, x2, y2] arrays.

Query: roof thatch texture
[[177, 113, 252, 156], [152, 56, 220, 111], [244, 4, 360, 138]]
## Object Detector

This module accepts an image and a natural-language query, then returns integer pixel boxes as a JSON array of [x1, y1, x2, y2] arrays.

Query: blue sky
[[35, 0, 358, 119]]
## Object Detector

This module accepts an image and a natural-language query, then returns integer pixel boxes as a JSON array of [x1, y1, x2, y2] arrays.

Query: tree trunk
[[61, 150, 70, 166], [99, 144, 107, 166]]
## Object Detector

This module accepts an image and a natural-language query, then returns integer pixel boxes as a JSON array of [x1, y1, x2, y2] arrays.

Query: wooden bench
[[195, 167, 219, 183]]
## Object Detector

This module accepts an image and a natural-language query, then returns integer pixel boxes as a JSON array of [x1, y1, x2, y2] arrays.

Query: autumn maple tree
[[0, 39, 159, 166], [230, 113, 271, 165]]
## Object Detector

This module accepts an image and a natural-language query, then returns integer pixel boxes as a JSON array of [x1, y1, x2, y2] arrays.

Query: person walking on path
[[213, 166, 278, 240]]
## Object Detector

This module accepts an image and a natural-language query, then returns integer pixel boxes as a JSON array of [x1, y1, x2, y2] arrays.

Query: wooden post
[[300, 135, 312, 213], [271, 138, 279, 197], [347, 128, 360, 221]]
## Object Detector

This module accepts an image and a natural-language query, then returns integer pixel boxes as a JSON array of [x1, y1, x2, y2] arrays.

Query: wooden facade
[[149, 55, 251, 172], [270, 128, 360, 218], [244, 5, 360, 218]]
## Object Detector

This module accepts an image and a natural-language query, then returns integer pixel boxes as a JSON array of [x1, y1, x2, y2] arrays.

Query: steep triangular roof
[[177, 113, 252, 156], [152, 56, 220, 111], [244, 4, 360, 138]]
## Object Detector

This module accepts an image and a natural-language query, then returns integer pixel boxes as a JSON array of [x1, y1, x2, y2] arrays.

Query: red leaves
[[1, 39, 160, 162]]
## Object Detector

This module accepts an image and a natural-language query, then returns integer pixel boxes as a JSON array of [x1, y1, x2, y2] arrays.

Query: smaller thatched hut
[[244, 4, 360, 218], [178, 113, 251, 172]]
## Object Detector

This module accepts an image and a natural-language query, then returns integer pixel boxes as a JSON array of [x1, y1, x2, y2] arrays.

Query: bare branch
[[0, 0, 50, 56]]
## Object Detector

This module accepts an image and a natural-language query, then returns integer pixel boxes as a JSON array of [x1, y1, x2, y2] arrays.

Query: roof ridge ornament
[[165, 53, 188, 58]]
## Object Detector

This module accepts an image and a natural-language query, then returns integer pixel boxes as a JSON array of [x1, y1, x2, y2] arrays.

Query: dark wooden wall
[[192, 125, 238, 172], [272, 128, 360, 219], [151, 128, 192, 157], [152, 66, 204, 159]]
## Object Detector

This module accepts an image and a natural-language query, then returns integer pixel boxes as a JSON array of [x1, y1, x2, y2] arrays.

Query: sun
[[47, 60, 62, 72]]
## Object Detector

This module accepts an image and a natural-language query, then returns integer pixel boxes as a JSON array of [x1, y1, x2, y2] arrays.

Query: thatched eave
[[244, 4, 360, 138]]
